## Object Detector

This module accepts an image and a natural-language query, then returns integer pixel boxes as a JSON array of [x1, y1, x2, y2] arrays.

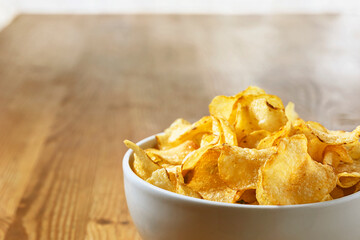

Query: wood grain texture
[[0, 14, 359, 240]]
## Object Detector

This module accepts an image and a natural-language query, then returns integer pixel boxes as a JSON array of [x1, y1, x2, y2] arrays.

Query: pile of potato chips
[[124, 86, 360, 205]]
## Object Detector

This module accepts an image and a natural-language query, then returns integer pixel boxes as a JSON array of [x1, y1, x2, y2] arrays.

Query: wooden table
[[0, 14, 359, 240]]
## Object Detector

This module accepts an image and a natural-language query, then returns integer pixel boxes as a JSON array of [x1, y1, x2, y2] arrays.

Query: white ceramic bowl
[[123, 134, 360, 240]]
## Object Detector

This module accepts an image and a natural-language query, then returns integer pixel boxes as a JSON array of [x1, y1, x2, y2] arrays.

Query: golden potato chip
[[249, 97, 287, 132], [208, 86, 267, 125], [292, 119, 327, 162], [323, 145, 353, 168], [218, 144, 276, 190], [285, 101, 299, 122], [124, 140, 160, 179], [200, 133, 217, 147], [344, 141, 360, 160], [335, 160, 360, 188], [337, 172, 360, 188], [257, 121, 292, 149], [163, 164, 181, 185], [306, 121, 360, 145], [176, 183, 203, 199], [145, 140, 198, 165], [156, 118, 191, 149], [239, 130, 271, 148], [146, 168, 175, 192], [233, 100, 258, 141], [211, 117, 238, 146], [145, 150, 163, 163], [256, 134, 336, 205], [209, 95, 237, 121], [182, 146, 238, 203], [156, 117, 212, 149]]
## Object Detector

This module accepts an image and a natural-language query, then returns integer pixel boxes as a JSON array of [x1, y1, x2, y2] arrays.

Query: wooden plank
[[0, 14, 359, 240]]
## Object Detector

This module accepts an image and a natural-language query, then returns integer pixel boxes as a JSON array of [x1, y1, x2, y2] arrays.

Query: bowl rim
[[123, 133, 360, 209]]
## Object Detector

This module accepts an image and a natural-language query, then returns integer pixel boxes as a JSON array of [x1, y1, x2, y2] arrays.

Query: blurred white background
[[1, 0, 360, 30]]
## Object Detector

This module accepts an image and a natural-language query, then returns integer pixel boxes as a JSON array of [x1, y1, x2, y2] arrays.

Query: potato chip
[[156, 119, 191, 149], [124, 140, 160, 180], [200, 133, 217, 147], [176, 184, 203, 198], [209, 95, 237, 121], [256, 134, 336, 205], [323, 145, 353, 168], [147, 168, 176, 192], [163, 164, 181, 185], [344, 141, 360, 160], [233, 99, 258, 141], [211, 117, 238, 146], [145, 140, 198, 165], [292, 119, 327, 162], [335, 160, 360, 188], [218, 144, 276, 190], [239, 130, 271, 148], [249, 97, 287, 132], [182, 146, 238, 203], [337, 172, 360, 188], [285, 101, 299, 122], [157, 117, 212, 149], [257, 121, 292, 149], [306, 121, 360, 145]]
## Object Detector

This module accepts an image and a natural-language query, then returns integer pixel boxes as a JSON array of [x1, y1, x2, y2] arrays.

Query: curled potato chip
[[211, 117, 238, 146], [182, 146, 238, 203], [145, 140, 198, 165], [157, 117, 212, 149], [147, 168, 176, 192], [335, 160, 360, 188], [306, 121, 360, 145], [285, 101, 299, 122], [323, 145, 353, 168], [292, 119, 327, 162], [124, 140, 160, 179], [256, 134, 336, 205], [218, 144, 276, 190], [337, 172, 360, 188]]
